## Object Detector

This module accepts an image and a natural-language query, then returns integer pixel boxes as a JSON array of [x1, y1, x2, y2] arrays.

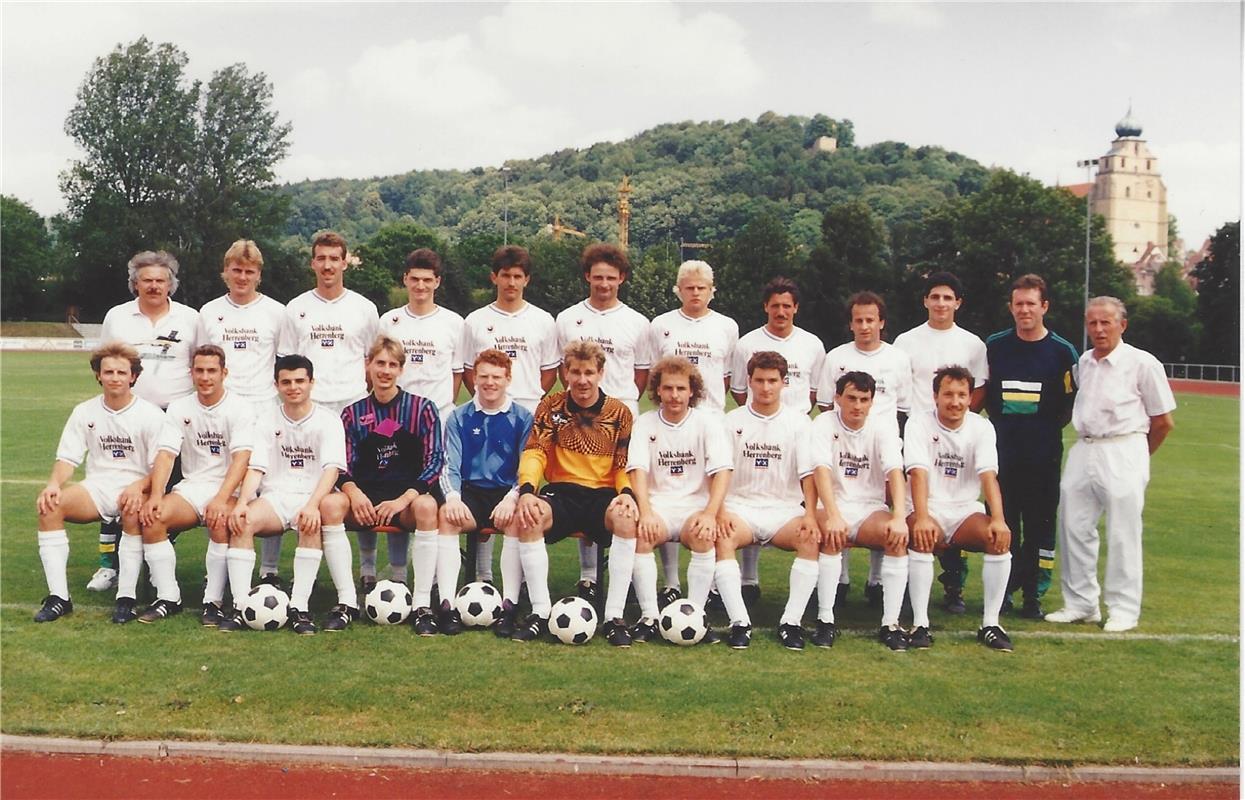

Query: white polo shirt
[[557, 300, 653, 404], [730, 325, 824, 411], [810, 410, 904, 506], [627, 407, 732, 505], [894, 322, 988, 415], [380, 304, 465, 413], [723, 403, 814, 507], [157, 392, 254, 484], [816, 341, 913, 430], [462, 302, 560, 407], [100, 299, 200, 408], [650, 309, 739, 412], [279, 289, 379, 406], [250, 404, 347, 497], [197, 294, 286, 402], [1072, 342, 1176, 438], [56, 395, 164, 484], [903, 410, 998, 508]]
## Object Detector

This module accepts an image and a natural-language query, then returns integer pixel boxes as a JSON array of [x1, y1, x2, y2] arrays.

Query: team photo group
[[32, 229, 1177, 653]]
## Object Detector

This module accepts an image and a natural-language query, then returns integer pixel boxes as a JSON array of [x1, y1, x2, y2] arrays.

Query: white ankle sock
[[518, 541, 551, 618], [204, 541, 229, 605], [714, 559, 750, 627], [411, 530, 438, 608], [290, 547, 322, 611], [436, 535, 462, 607], [227, 547, 257, 603], [116, 533, 144, 600], [881, 554, 909, 628], [604, 536, 636, 620], [981, 552, 1012, 628], [632, 552, 660, 619]]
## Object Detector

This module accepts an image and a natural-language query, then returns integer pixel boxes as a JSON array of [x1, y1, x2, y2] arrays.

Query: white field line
[[1, 479, 47, 485]]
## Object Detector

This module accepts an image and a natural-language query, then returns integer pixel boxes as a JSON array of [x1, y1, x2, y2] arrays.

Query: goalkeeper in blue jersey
[[438, 349, 535, 634]]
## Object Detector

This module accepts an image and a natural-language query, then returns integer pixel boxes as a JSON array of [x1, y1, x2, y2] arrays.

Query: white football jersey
[[723, 404, 813, 507], [56, 395, 164, 483], [380, 305, 465, 413], [278, 289, 379, 405], [649, 309, 739, 412], [100, 299, 200, 409], [157, 392, 254, 484], [197, 294, 286, 402], [903, 410, 998, 508], [810, 410, 903, 506], [627, 407, 732, 504], [250, 404, 347, 497], [556, 300, 653, 403], [730, 325, 824, 411], [893, 322, 988, 415], [462, 302, 560, 406], [816, 341, 913, 429]]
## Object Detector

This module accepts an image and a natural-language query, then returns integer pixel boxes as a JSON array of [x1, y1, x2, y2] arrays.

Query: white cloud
[[868, 2, 946, 29]]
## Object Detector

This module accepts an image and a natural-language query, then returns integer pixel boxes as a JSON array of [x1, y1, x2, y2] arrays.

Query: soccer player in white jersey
[[730, 277, 824, 411], [556, 243, 653, 605], [137, 345, 253, 625], [715, 351, 819, 650], [904, 365, 1014, 652], [380, 247, 465, 417], [462, 245, 560, 585], [893, 272, 988, 615], [810, 371, 911, 651], [817, 291, 913, 609], [33, 343, 163, 623], [626, 356, 732, 644], [93, 251, 199, 592], [221, 355, 352, 635]]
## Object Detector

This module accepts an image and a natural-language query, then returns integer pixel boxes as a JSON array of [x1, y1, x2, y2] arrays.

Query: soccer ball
[[549, 596, 597, 645], [455, 581, 503, 628], [659, 600, 708, 645], [242, 584, 289, 631], [365, 579, 413, 625]]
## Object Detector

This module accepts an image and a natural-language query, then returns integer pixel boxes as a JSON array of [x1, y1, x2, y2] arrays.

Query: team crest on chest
[[217, 315, 224, 322], [87, 422, 95, 429], [391, 316, 399, 323], [183, 418, 192, 425]]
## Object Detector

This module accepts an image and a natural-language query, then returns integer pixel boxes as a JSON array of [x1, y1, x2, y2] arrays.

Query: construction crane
[[546, 214, 586, 240], [617, 175, 633, 249]]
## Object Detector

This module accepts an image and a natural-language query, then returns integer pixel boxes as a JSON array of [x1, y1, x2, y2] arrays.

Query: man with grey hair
[[91, 250, 199, 591], [1046, 297, 1175, 633]]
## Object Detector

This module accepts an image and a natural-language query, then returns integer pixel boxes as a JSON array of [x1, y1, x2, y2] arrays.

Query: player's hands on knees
[[446, 497, 474, 528], [373, 498, 405, 526], [229, 502, 250, 537], [295, 504, 321, 537], [820, 512, 848, 551], [638, 513, 662, 544], [798, 513, 820, 544], [516, 494, 543, 530], [139, 494, 163, 528], [348, 489, 378, 527], [911, 515, 939, 552], [885, 516, 909, 550], [715, 511, 735, 542], [119, 484, 146, 517], [36, 484, 61, 516], [687, 510, 716, 543], [987, 519, 1011, 554], [608, 493, 638, 521], [204, 496, 231, 532], [488, 496, 515, 529]]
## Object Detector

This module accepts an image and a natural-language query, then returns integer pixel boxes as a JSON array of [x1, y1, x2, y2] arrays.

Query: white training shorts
[[255, 490, 314, 531], [840, 501, 891, 542], [725, 501, 805, 545], [79, 477, 128, 523], [928, 501, 985, 544], [171, 479, 228, 522], [650, 498, 707, 544]]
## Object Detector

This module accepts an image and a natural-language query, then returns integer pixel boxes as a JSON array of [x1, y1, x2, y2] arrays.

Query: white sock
[[38, 530, 70, 600], [411, 530, 438, 608], [816, 553, 843, 623], [659, 541, 681, 589], [436, 536, 462, 607], [476, 535, 495, 581], [518, 541, 551, 618], [781, 557, 820, 626], [290, 546, 322, 611], [868, 549, 884, 586], [259, 534, 282, 576], [322, 525, 357, 608], [357, 529, 378, 578], [740, 543, 761, 586], [500, 536, 522, 603], [714, 559, 750, 627], [687, 550, 716, 607], [908, 551, 935, 629], [839, 552, 851, 585], [633, 552, 660, 619], [144, 539, 180, 603], [579, 539, 599, 583], [227, 547, 256, 603], [604, 536, 636, 620], [204, 541, 229, 605], [880, 554, 909, 628], [981, 552, 1013, 628], [116, 533, 144, 600]]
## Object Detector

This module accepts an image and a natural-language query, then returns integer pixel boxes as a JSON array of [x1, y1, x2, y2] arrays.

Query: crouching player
[[321, 335, 443, 634], [138, 345, 253, 625], [503, 340, 639, 646], [626, 356, 732, 643], [904, 365, 1014, 651], [222, 355, 351, 634], [715, 351, 819, 650], [810, 371, 910, 650], [33, 343, 163, 623], [439, 349, 534, 634]]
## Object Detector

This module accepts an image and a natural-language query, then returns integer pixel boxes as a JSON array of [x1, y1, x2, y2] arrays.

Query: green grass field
[[0, 351, 1237, 765]]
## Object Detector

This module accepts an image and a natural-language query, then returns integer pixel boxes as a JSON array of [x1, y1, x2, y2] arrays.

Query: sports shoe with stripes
[[322, 603, 358, 632], [138, 599, 183, 624], [200, 602, 226, 627], [776, 623, 805, 651], [511, 613, 548, 642], [111, 597, 137, 624], [657, 586, 682, 609], [811, 620, 839, 648], [289, 609, 317, 635], [878, 625, 908, 652], [906, 625, 933, 649], [727, 623, 752, 650], [977, 625, 1013, 652], [34, 595, 72, 623], [603, 618, 633, 648]]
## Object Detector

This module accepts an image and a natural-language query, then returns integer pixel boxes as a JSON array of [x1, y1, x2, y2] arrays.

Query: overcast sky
[[3, 2, 1240, 247]]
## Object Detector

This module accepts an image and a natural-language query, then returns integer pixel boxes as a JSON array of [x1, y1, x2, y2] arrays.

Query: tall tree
[[799, 200, 893, 345], [1, 196, 58, 320], [1193, 221, 1240, 365], [711, 212, 797, 332]]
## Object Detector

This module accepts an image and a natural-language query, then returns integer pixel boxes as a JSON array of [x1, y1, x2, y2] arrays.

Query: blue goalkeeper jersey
[[440, 397, 534, 495]]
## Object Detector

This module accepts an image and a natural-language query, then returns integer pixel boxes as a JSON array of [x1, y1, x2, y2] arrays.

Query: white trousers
[[1057, 435, 1150, 623]]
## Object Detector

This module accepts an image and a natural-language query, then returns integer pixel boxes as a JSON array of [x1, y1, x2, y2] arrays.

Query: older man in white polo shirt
[[1046, 297, 1175, 633]]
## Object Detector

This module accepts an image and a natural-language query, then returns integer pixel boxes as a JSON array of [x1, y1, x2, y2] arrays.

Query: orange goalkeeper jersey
[[518, 391, 632, 493]]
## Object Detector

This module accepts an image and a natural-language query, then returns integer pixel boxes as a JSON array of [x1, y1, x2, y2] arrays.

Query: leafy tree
[[1127, 295, 1200, 364], [525, 237, 586, 314], [1, 196, 59, 319], [354, 220, 470, 314], [711, 212, 797, 331], [799, 201, 894, 345], [1152, 262, 1197, 315], [1192, 221, 1240, 365]]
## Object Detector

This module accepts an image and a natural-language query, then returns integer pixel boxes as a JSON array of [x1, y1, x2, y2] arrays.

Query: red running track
[[1169, 379, 1238, 397]]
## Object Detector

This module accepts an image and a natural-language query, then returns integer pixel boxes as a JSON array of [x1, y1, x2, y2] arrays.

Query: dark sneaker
[[1000, 594, 1015, 615], [438, 601, 463, 635], [864, 582, 884, 608], [603, 618, 633, 648], [200, 601, 226, 627], [33, 595, 72, 623], [511, 613, 548, 642], [978, 625, 1014, 652], [879, 624, 908, 651], [411, 606, 438, 636], [138, 599, 183, 624], [217, 609, 246, 632], [630, 617, 659, 643], [1019, 598, 1045, 620], [111, 597, 137, 624], [706, 589, 725, 613], [290, 609, 317, 635], [835, 581, 850, 608], [360, 575, 377, 596], [493, 600, 519, 638], [906, 625, 933, 649], [942, 590, 966, 615], [727, 623, 753, 650], [258, 572, 282, 590], [811, 620, 839, 648], [575, 579, 599, 606], [658, 586, 682, 609], [322, 603, 358, 632], [701, 627, 721, 645], [776, 623, 805, 651], [741, 583, 761, 609]]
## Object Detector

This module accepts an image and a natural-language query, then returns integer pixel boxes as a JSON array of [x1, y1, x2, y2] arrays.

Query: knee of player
[[319, 493, 348, 524], [412, 493, 439, 525], [297, 529, 321, 549]]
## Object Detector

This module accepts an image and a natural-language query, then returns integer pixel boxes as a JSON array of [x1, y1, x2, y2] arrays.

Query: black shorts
[[539, 483, 616, 547], [353, 480, 445, 507], [461, 484, 512, 532]]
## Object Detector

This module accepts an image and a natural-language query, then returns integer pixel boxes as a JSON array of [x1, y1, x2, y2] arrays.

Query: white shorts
[[725, 501, 804, 545], [256, 490, 313, 531], [840, 501, 890, 542], [928, 502, 985, 543], [80, 477, 128, 523], [171, 479, 227, 522], [650, 499, 706, 543]]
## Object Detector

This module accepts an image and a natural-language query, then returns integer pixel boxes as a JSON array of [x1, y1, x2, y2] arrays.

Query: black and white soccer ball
[[659, 599, 708, 645], [549, 596, 597, 645], [243, 584, 289, 631], [455, 581, 503, 627], [365, 579, 413, 625]]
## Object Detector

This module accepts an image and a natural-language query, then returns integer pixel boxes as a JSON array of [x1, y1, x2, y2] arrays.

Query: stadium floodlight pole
[[1076, 158, 1099, 353], [502, 166, 511, 245]]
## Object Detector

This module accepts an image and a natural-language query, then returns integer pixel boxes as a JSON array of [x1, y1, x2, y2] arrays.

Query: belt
[[1079, 432, 1145, 443]]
